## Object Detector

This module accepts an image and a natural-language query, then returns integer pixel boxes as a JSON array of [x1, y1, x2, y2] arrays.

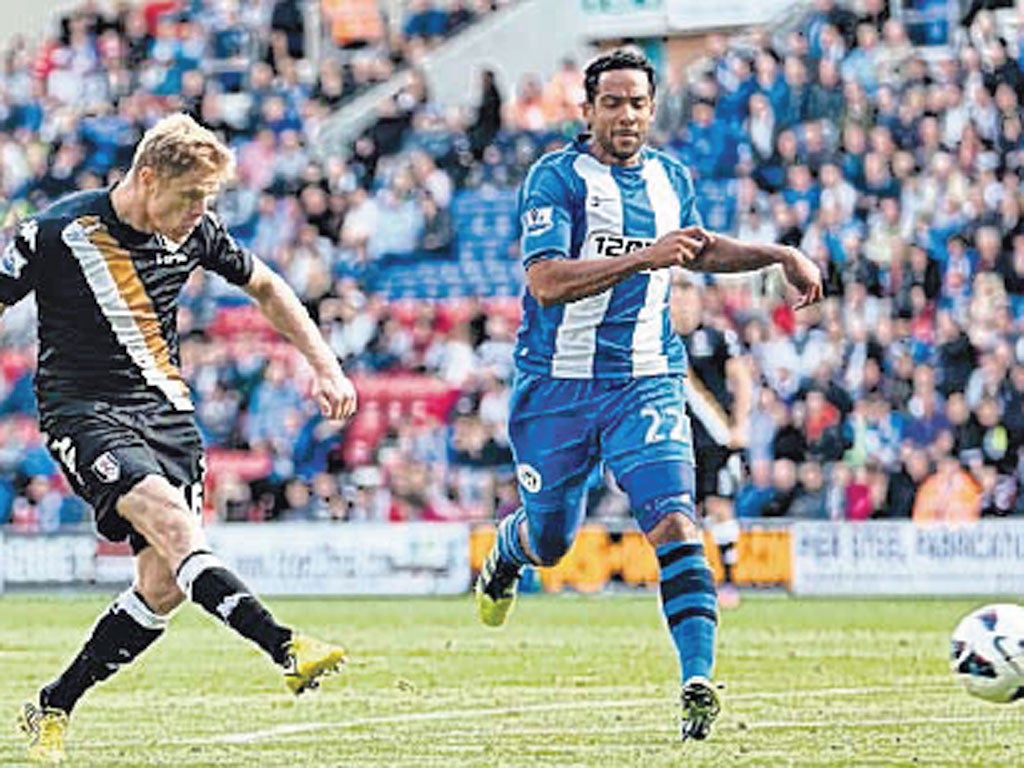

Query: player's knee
[[531, 527, 574, 566], [134, 547, 186, 615], [136, 573, 185, 615], [647, 510, 701, 547], [117, 476, 201, 563]]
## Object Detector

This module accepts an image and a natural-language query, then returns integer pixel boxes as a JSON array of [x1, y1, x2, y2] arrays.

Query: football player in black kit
[[670, 277, 753, 609], [3, 114, 358, 763]]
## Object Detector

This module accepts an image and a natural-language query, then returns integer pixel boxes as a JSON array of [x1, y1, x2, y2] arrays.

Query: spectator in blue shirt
[[674, 99, 729, 179], [781, 166, 818, 229], [778, 56, 811, 128], [736, 460, 777, 518], [755, 51, 788, 119], [807, 58, 845, 124], [717, 56, 757, 127], [842, 23, 882, 96], [805, 0, 859, 57], [246, 358, 305, 448], [404, 0, 448, 40], [754, 128, 800, 192]]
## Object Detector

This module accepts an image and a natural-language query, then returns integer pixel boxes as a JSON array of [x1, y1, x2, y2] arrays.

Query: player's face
[[143, 169, 221, 242], [584, 69, 655, 165]]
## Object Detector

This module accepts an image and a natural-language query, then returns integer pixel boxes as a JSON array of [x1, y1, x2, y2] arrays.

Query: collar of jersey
[[101, 187, 181, 252], [573, 134, 650, 172]]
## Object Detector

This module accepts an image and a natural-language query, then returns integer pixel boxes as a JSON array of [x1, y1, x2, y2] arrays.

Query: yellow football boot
[[475, 541, 522, 628], [18, 701, 68, 764], [283, 634, 347, 695]]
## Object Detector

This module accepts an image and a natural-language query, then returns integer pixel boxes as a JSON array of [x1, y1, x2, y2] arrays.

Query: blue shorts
[[508, 372, 696, 537]]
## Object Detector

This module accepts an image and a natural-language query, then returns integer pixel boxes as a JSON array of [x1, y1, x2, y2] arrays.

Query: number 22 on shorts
[[640, 406, 686, 444]]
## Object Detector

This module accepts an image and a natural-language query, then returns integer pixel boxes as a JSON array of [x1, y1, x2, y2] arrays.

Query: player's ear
[[581, 98, 593, 125], [136, 166, 156, 191]]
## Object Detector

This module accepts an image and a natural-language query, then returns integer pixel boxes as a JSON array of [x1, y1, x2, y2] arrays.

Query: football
[[950, 604, 1024, 704]]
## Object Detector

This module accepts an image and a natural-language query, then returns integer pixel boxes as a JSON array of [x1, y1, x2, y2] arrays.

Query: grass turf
[[1, 593, 1022, 766]]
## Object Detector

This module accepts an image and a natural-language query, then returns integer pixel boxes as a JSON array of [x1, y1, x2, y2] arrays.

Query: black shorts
[[694, 444, 743, 504], [40, 399, 204, 554]]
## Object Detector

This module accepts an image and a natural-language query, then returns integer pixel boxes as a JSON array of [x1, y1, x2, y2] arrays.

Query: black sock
[[175, 550, 292, 665], [41, 590, 166, 714]]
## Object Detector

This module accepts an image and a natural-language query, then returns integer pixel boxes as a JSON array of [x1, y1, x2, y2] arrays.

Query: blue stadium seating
[[374, 189, 523, 299]]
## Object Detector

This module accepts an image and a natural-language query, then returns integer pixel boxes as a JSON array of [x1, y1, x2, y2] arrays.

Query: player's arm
[[724, 333, 754, 450], [667, 163, 823, 307], [200, 212, 356, 420], [244, 258, 357, 421], [687, 235, 824, 309], [528, 228, 708, 307]]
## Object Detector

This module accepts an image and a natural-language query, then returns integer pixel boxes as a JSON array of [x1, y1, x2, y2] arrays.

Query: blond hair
[[131, 113, 234, 182]]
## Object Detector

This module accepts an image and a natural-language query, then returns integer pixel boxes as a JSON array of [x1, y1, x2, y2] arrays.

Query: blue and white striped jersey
[[515, 137, 702, 379]]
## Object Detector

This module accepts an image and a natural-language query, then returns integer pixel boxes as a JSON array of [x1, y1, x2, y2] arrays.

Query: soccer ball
[[950, 603, 1024, 704]]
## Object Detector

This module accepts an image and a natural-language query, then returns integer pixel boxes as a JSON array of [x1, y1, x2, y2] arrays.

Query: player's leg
[[646, 513, 720, 741], [20, 545, 180, 763], [603, 376, 719, 740], [22, 579, 169, 763], [28, 550, 177, 714], [706, 497, 741, 608], [20, 409, 173, 763], [116, 475, 344, 693], [147, 410, 346, 693], [705, 451, 743, 608], [477, 375, 596, 626], [43, 548, 179, 712], [478, 480, 589, 626], [476, 507, 529, 626], [117, 475, 288, 662]]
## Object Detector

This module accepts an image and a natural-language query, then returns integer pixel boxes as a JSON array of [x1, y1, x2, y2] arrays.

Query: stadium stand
[[4, 0, 1024, 530]]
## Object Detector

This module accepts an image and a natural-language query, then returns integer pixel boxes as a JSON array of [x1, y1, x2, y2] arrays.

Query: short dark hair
[[583, 48, 656, 104]]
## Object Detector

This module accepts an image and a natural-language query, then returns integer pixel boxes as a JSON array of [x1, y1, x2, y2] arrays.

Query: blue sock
[[496, 507, 531, 568], [657, 542, 718, 683]]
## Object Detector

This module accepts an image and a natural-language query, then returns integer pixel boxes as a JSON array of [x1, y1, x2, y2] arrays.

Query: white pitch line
[[747, 714, 1024, 730], [192, 699, 659, 745], [183, 684, 956, 747]]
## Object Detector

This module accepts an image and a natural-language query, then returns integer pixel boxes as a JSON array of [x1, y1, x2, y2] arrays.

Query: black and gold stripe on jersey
[[61, 215, 193, 411]]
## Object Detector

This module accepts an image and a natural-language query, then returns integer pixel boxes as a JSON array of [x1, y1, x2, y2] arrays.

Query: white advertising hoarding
[[580, 0, 801, 41], [666, 0, 798, 30], [0, 524, 470, 595], [581, 0, 667, 37], [204, 522, 471, 596], [792, 521, 1024, 596], [2, 533, 97, 585]]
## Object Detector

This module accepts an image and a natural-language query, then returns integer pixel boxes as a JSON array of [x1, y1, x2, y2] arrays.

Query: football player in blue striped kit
[[475, 49, 823, 741]]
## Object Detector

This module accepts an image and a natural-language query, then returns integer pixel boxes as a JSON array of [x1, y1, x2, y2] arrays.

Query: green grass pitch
[[1, 593, 1023, 766]]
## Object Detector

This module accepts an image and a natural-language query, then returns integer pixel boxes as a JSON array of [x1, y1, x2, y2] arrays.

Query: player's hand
[[312, 368, 358, 421], [647, 226, 714, 269], [781, 247, 824, 309]]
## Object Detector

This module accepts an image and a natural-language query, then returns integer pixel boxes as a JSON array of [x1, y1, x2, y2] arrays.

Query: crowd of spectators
[[673, 0, 1024, 524], [4, 0, 1024, 531]]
